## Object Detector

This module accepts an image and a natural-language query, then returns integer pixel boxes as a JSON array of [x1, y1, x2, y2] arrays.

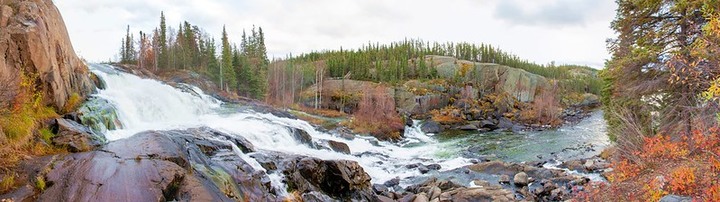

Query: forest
[[265, 39, 603, 107], [117, 12, 268, 99]]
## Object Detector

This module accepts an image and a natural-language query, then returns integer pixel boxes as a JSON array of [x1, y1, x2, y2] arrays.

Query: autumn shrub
[[348, 85, 404, 141], [668, 166, 696, 195], [584, 128, 720, 201], [430, 106, 464, 125]]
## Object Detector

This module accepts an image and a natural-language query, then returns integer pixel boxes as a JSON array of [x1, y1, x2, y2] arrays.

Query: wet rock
[[560, 160, 586, 172], [426, 164, 442, 171], [50, 118, 106, 152], [37, 128, 277, 201], [291, 128, 314, 147], [499, 175, 511, 184], [406, 163, 421, 169], [339, 132, 355, 140], [78, 98, 123, 134], [281, 157, 376, 201], [659, 195, 692, 202], [418, 165, 430, 174], [327, 140, 351, 154], [302, 191, 340, 202], [420, 120, 441, 134], [384, 177, 401, 187], [373, 184, 389, 194], [480, 120, 498, 130], [513, 172, 529, 186], [497, 118, 514, 130]]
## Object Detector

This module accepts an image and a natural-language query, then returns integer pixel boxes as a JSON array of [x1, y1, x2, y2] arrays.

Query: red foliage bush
[[580, 127, 720, 201], [349, 85, 404, 140]]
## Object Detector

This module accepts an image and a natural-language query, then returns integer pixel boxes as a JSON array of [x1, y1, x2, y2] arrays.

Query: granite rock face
[[0, 0, 94, 110]]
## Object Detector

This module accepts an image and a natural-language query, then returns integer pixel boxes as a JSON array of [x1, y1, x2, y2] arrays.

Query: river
[[87, 63, 609, 190]]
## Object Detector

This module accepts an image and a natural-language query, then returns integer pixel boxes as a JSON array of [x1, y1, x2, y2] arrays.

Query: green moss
[[39, 128, 55, 144], [35, 176, 45, 191]]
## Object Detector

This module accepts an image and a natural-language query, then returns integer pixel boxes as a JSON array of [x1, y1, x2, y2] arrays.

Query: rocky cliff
[[0, 0, 94, 110], [299, 55, 552, 116]]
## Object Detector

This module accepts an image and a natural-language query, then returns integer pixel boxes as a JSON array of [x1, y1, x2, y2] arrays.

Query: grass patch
[[39, 128, 55, 144], [61, 92, 83, 114], [0, 174, 15, 194]]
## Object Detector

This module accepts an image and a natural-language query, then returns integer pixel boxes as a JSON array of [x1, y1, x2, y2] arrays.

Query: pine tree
[[220, 26, 237, 91], [158, 12, 168, 69]]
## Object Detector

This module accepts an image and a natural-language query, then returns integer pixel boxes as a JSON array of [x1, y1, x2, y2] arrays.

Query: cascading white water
[[88, 64, 469, 185]]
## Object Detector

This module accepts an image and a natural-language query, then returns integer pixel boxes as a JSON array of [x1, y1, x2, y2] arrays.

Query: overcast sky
[[55, 0, 617, 69]]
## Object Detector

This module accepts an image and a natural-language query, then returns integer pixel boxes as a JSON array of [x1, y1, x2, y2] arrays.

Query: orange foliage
[[581, 127, 720, 201], [607, 159, 641, 182], [430, 106, 464, 125], [638, 135, 689, 160], [643, 177, 668, 201], [668, 166, 696, 195]]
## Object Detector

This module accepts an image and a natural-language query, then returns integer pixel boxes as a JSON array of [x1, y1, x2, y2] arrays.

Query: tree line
[[117, 12, 268, 99], [266, 39, 603, 107]]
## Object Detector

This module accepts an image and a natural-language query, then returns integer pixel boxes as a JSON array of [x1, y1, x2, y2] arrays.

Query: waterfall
[[88, 63, 469, 184]]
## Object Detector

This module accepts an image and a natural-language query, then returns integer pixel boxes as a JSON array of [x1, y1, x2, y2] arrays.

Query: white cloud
[[55, 0, 616, 69]]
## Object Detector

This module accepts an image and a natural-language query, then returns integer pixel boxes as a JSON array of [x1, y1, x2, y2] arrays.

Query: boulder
[[413, 192, 429, 202], [383, 177, 400, 187], [418, 165, 430, 174], [441, 186, 515, 202], [513, 172, 529, 186], [78, 98, 123, 134], [420, 120, 441, 134], [426, 186, 441, 200], [281, 157, 376, 201], [291, 128, 314, 148], [50, 118, 106, 152], [426, 164, 442, 171], [35, 128, 276, 201], [659, 195, 692, 202], [480, 120, 498, 130], [458, 123, 478, 131], [0, 0, 95, 110], [497, 118, 514, 130], [560, 160, 586, 172], [327, 140, 351, 154]]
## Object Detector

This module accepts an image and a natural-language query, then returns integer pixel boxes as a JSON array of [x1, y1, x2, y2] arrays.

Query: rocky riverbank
[[1, 121, 610, 201]]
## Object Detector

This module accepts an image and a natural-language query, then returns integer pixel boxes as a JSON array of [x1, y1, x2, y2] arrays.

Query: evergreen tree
[[220, 26, 237, 91], [158, 12, 168, 69]]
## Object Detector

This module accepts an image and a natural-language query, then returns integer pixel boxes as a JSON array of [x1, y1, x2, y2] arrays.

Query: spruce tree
[[158, 12, 168, 69], [220, 26, 237, 91]]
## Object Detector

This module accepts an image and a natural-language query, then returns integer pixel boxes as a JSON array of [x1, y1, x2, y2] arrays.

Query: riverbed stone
[[514, 172, 529, 186], [420, 120, 441, 133], [328, 140, 351, 154], [499, 175, 510, 184]]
